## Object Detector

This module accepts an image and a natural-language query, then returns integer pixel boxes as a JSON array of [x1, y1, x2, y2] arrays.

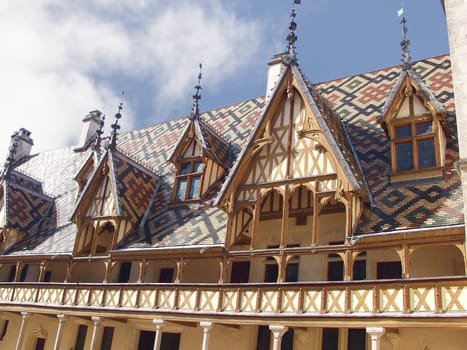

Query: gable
[[218, 65, 366, 209]]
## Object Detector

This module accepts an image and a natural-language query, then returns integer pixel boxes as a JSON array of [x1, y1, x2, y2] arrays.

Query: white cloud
[[0, 0, 264, 164]]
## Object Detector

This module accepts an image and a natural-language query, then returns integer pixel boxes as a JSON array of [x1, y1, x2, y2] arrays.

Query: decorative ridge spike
[[398, 8, 412, 70], [109, 91, 124, 150], [93, 113, 106, 156], [287, 0, 301, 60], [191, 63, 203, 120]]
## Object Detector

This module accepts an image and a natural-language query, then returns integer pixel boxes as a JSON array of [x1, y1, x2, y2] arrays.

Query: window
[[75, 325, 88, 350], [322, 328, 366, 350], [377, 261, 402, 279], [174, 160, 204, 201], [230, 261, 250, 283], [100, 327, 114, 350], [348, 329, 366, 350], [264, 263, 298, 283], [393, 120, 436, 172], [19, 264, 29, 282], [322, 328, 339, 350], [137, 331, 181, 350], [34, 338, 46, 350], [256, 326, 294, 350], [7, 266, 16, 282], [118, 262, 132, 283], [43, 271, 52, 282], [0, 320, 9, 341], [159, 268, 174, 283]]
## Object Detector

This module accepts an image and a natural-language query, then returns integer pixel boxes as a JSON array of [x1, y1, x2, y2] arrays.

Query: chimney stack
[[76, 110, 103, 150], [266, 52, 292, 101], [9, 128, 33, 161]]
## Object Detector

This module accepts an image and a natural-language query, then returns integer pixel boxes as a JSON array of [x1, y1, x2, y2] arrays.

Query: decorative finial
[[287, 0, 301, 59], [93, 113, 106, 155], [109, 91, 124, 150], [398, 7, 412, 70], [191, 63, 203, 120]]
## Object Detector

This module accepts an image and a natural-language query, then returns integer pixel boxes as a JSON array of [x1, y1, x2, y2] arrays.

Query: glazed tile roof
[[0, 54, 462, 255]]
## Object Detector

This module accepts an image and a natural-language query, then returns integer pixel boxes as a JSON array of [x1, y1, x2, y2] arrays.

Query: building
[[0, 2, 466, 350]]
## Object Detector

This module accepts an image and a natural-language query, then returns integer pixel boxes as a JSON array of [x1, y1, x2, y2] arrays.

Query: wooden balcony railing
[[1, 277, 467, 317]]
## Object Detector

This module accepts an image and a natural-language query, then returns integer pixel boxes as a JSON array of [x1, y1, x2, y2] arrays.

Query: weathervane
[[191, 63, 203, 120], [287, 0, 301, 59], [109, 91, 124, 150], [398, 7, 412, 70]]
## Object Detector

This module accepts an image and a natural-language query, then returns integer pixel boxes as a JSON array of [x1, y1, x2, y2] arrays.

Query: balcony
[[1, 277, 467, 319]]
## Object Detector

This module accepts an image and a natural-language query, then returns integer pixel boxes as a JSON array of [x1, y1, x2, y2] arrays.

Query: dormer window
[[175, 160, 204, 201], [379, 70, 449, 182], [393, 119, 436, 172]]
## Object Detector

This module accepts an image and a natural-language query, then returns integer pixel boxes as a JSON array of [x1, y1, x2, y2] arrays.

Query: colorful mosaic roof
[[0, 54, 462, 255]]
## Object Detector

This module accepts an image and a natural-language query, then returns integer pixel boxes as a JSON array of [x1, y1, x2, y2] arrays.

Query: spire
[[287, 0, 301, 60], [109, 91, 124, 150], [92, 112, 106, 155], [191, 63, 203, 120], [398, 7, 412, 70]]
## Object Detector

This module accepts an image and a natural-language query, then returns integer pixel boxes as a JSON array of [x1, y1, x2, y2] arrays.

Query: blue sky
[[0, 0, 449, 161]]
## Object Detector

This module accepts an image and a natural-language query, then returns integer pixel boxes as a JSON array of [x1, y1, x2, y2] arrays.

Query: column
[[53, 314, 67, 350], [269, 324, 288, 350], [15, 312, 31, 350], [200, 321, 213, 350], [90, 316, 103, 350], [366, 327, 385, 350], [152, 319, 166, 350]]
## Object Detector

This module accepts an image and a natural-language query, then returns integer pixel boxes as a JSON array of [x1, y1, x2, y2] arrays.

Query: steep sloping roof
[[0, 55, 461, 255], [2, 170, 55, 235], [169, 117, 232, 167]]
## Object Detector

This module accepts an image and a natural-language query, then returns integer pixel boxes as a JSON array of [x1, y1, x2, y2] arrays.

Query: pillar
[[53, 314, 67, 350], [269, 324, 288, 350], [15, 312, 31, 350], [366, 327, 385, 350], [200, 321, 213, 350], [152, 319, 166, 350], [90, 316, 103, 350]]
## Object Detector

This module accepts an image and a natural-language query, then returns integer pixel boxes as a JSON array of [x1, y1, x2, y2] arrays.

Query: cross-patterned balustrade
[[1, 277, 467, 317]]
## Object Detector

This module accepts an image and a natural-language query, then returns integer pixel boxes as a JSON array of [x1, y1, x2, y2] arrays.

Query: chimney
[[76, 110, 103, 150], [266, 52, 292, 101], [10, 128, 33, 161]]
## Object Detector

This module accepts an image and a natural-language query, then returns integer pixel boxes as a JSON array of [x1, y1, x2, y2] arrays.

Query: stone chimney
[[266, 52, 293, 101], [76, 110, 103, 150], [9, 128, 33, 161]]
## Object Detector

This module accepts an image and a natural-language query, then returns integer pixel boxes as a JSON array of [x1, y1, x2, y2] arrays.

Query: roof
[[0, 54, 462, 255]]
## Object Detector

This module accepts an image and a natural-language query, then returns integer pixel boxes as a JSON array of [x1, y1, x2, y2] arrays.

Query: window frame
[[173, 158, 204, 202], [391, 115, 439, 174]]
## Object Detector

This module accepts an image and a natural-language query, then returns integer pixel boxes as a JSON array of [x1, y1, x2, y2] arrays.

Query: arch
[[316, 196, 346, 245], [410, 244, 465, 277]]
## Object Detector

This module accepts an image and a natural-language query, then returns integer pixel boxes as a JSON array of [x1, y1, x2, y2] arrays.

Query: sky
[[0, 0, 449, 163]]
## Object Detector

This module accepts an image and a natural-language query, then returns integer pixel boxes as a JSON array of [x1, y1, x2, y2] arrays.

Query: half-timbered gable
[[71, 149, 159, 256], [379, 68, 449, 181], [169, 116, 231, 203], [218, 62, 368, 251]]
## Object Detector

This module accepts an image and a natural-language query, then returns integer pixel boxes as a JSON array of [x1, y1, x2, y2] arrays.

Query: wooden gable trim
[[71, 151, 120, 223], [381, 71, 449, 135]]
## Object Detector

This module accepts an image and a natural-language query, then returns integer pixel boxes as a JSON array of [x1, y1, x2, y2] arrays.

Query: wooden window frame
[[173, 158, 204, 202], [390, 114, 442, 181]]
